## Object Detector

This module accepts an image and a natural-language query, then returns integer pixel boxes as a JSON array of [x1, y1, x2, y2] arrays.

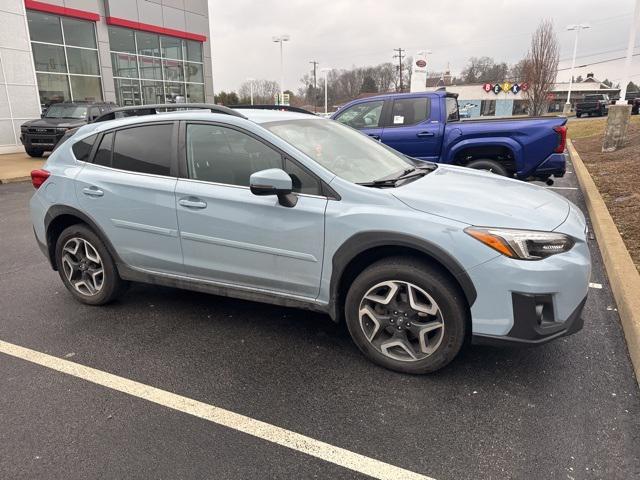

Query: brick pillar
[[602, 105, 632, 152]]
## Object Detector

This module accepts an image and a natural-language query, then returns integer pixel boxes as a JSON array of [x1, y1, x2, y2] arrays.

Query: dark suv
[[20, 102, 116, 157]]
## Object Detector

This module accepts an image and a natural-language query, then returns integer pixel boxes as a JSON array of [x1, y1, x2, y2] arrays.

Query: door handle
[[416, 131, 435, 137], [82, 187, 103, 197], [178, 197, 207, 209], [367, 134, 381, 140]]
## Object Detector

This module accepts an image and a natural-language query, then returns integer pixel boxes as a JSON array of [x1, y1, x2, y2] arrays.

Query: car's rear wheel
[[345, 257, 467, 374], [55, 224, 127, 305], [466, 159, 508, 176], [576, 112, 582, 118], [26, 147, 44, 158]]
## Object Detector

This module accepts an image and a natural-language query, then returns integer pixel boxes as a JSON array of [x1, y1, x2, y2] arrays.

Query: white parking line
[[589, 282, 603, 289], [545, 186, 579, 190], [0, 339, 434, 480]]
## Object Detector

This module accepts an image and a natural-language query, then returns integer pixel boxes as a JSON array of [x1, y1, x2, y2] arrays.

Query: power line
[[393, 48, 405, 92], [557, 52, 640, 71]]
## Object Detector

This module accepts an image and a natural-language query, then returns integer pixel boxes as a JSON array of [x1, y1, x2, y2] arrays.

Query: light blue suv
[[30, 105, 591, 374]]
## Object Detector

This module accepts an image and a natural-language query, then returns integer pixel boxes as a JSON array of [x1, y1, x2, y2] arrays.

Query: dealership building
[[0, 0, 213, 153]]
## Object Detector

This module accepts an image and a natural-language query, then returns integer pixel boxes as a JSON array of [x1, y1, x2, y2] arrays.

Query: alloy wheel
[[358, 280, 444, 362], [61, 237, 104, 296]]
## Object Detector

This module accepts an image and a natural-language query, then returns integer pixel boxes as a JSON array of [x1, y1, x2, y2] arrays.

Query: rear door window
[[112, 124, 173, 176], [387, 97, 430, 126]]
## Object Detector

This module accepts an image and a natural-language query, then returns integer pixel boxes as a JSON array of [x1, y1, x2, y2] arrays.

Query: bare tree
[[238, 79, 280, 104], [460, 56, 508, 84], [522, 19, 559, 116]]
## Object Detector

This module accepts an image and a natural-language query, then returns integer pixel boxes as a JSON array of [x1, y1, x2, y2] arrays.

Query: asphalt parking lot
[[1, 158, 639, 480]]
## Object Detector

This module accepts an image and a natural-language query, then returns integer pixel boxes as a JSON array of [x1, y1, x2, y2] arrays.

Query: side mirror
[[249, 168, 298, 208]]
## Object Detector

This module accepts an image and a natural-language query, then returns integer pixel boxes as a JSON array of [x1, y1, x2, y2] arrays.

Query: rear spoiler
[[92, 103, 247, 123], [233, 104, 316, 115]]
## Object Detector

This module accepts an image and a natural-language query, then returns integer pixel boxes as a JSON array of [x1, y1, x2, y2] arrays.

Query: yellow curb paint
[[568, 139, 640, 386], [0, 339, 435, 480]]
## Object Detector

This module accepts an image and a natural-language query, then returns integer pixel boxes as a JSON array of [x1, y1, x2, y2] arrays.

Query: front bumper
[[466, 202, 591, 346], [472, 294, 586, 346], [20, 132, 64, 151]]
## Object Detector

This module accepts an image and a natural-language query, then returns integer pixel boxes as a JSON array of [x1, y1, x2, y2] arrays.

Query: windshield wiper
[[357, 165, 435, 188]]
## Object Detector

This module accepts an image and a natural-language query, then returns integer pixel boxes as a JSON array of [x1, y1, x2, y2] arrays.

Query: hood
[[392, 165, 569, 231], [21, 118, 86, 128]]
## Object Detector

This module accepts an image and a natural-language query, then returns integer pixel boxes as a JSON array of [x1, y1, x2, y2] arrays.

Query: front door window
[[335, 101, 384, 129]]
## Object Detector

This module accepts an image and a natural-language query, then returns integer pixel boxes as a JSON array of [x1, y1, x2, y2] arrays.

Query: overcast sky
[[208, 0, 639, 93]]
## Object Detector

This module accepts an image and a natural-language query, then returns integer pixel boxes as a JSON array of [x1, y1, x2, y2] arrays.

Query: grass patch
[[568, 115, 640, 140]]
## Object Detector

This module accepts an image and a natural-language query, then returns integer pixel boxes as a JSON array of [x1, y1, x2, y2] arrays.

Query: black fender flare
[[328, 231, 477, 320], [44, 205, 124, 271]]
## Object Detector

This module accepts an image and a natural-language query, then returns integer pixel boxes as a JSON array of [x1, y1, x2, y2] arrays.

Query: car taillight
[[554, 126, 567, 153], [31, 169, 50, 189]]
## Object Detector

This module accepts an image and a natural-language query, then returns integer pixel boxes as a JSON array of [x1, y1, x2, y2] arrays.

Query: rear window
[[71, 134, 97, 161], [388, 97, 430, 126]]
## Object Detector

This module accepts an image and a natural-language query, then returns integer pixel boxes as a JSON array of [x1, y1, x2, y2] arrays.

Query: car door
[[380, 96, 441, 161], [333, 99, 385, 141], [74, 122, 183, 274], [174, 122, 327, 298]]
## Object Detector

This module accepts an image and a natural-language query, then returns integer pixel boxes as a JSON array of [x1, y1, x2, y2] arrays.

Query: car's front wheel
[[55, 224, 127, 305], [345, 257, 467, 374], [25, 147, 44, 157]]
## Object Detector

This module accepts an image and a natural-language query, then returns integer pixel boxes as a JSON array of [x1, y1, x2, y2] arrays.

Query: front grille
[[28, 127, 56, 134]]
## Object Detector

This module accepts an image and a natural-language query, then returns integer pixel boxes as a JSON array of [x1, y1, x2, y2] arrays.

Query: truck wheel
[[26, 147, 44, 158], [576, 113, 582, 118], [344, 257, 467, 374], [466, 159, 508, 176]]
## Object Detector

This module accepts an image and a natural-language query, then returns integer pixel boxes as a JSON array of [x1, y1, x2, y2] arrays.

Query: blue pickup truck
[[331, 91, 567, 183]]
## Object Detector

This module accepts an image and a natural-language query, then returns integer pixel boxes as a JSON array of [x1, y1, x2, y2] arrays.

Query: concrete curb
[[0, 176, 30, 184], [568, 139, 640, 385]]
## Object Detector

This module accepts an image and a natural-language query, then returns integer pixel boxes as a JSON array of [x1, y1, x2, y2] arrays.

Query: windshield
[[262, 119, 412, 183], [584, 95, 603, 101], [45, 104, 88, 119]]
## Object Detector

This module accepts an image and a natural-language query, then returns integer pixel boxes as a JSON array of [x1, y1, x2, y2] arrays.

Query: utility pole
[[309, 60, 319, 112], [393, 48, 405, 92]]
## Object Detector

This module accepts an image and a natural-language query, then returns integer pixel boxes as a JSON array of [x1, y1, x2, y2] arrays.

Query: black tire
[[465, 159, 509, 176], [576, 113, 582, 118], [26, 147, 44, 158], [345, 257, 468, 374], [55, 224, 127, 305]]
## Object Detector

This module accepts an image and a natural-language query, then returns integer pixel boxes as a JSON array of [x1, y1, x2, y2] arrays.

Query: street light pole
[[320, 67, 331, 114], [565, 23, 590, 113], [246, 77, 255, 105], [616, 0, 640, 105], [272, 34, 290, 104]]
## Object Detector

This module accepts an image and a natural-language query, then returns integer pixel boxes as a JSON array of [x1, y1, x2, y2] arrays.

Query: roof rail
[[92, 103, 247, 123], [232, 104, 316, 115]]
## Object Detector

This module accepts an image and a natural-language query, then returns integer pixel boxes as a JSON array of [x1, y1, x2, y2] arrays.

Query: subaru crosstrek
[[29, 107, 591, 374]]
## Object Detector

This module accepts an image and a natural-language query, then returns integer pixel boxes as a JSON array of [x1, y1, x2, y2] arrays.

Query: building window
[[109, 26, 205, 106], [512, 100, 528, 115], [27, 11, 103, 108], [480, 100, 496, 116]]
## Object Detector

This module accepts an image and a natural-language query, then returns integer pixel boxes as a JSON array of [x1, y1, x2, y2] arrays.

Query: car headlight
[[21, 125, 28, 131], [56, 127, 68, 133], [464, 227, 574, 260]]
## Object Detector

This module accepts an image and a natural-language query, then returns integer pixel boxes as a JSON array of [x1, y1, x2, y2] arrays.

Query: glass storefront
[[27, 11, 103, 108], [109, 26, 205, 106]]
